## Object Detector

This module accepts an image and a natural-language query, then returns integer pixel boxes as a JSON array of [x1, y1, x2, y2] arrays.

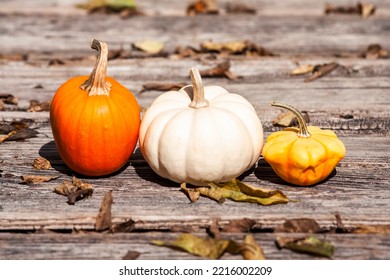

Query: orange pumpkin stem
[[80, 39, 111, 96], [271, 101, 311, 138], [189, 67, 209, 109]]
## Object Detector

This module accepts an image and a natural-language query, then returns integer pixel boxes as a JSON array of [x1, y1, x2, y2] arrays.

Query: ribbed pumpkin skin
[[50, 76, 140, 177], [139, 86, 263, 186]]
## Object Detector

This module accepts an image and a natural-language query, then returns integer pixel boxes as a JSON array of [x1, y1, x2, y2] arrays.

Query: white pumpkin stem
[[80, 39, 112, 96], [189, 67, 209, 109], [271, 101, 311, 138]]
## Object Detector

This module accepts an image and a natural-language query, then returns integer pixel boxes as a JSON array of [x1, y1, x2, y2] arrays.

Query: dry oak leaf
[[21, 175, 59, 184], [276, 235, 335, 258], [54, 176, 93, 205], [95, 190, 113, 231], [187, 0, 219, 15], [275, 218, 322, 233], [33, 157, 51, 170], [132, 40, 165, 54]]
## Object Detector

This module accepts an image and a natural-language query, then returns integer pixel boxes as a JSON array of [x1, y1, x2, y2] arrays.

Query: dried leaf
[[324, 2, 375, 18], [54, 177, 94, 205], [0, 99, 3, 111], [208, 219, 221, 239], [353, 225, 390, 234], [21, 175, 59, 184], [197, 186, 226, 203], [187, 0, 219, 15], [33, 157, 51, 170], [201, 40, 247, 54], [152, 233, 233, 259], [240, 234, 265, 260], [276, 235, 335, 258], [225, 3, 256, 14], [174, 46, 201, 58], [275, 218, 321, 233], [289, 64, 314, 76], [139, 82, 187, 94], [272, 110, 310, 127], [304, 62, 339, 82], [199, 60, 240, 80], [78, 0, 138, 13], [206, 179, 289, 206], [28, 100, 51, 112], [95, 191, 113, 231], [180, 183, 201, 203], [0, 94, 18, 105], [362, 44, 389, 59], [132, 40, 165, 54], [68, 188, 94, 205], [111, 219, 135, 233], [122, 251, 141, 260], [222, 218, 256, 233]]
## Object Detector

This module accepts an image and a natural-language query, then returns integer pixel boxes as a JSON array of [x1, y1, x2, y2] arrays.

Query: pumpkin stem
[[80, 39, 111, 96], [189, 67, 209, 109], [271, 101, 311, 138]]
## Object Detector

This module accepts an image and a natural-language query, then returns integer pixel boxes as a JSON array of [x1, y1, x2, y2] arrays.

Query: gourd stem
[[80, 39, 111, 96], [271, 101, 311, 138], [189, 67, 209, 109]]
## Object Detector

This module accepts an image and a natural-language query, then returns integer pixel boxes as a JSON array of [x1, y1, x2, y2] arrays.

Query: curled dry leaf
[[152, 233, 265, 260], [21, 175, 59, 184], [225, 3, 256, 14], [139, 82, 187, 94], [132, 40, 165, 55], [276, 235, 335, 258], [33, 157, 51, 170], [272, 110, 310, 127], [180, 183, 201, 203], [240, 234, 265, 260], [0, 94, 19, 105], [200, 40, 275, 57], [122, 251, 141, 260], [221, 218, 256, 233], [28, 100, 51, 112], [275, 218, 322, 233], [304, 62, 339, 82], [152, 233, 234, 259], [78, 0, 142, 17], [187, 0, 219, 15], [95, 190, 113, 231], [325, 2, 375, 18], [111, 219, 135, 233], [54, 176, 93, 205], [289, 64, 314, 76], [199, 60, 240, 80], [362, 44, 389, 59]]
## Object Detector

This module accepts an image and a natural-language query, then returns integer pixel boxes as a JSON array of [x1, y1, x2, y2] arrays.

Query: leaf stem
[[271, 101, 311, 138], [80, 39, 111, 96]]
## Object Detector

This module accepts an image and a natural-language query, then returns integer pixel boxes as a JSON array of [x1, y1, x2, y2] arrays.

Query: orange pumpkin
[[50, 39, 140, 177]]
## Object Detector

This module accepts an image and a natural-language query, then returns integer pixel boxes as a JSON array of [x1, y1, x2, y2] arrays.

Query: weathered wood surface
[[1, 0, 390, 259]]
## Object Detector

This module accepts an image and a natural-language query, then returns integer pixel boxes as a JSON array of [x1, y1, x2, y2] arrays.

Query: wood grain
[[0, 0, 389, 260]]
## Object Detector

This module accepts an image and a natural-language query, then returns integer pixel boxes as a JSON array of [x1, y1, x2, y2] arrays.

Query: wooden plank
[[0, 232, 389, 260]]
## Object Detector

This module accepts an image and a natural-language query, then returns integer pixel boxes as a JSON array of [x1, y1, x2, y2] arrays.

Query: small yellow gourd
[[262, 101, 346, 186]]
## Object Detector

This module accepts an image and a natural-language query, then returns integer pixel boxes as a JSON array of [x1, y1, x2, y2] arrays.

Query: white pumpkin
[[139, 67, 263, 186]]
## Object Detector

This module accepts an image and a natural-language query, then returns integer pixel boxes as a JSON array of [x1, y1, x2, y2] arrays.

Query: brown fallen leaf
[[272, 110, 310, 127], [225, 3, 256, 14], [325, 2, 375, 18], [78, 0, 143, 17], [240, 234, 265, 260], [0, 94, 19, 105], [152, 233, 234, 259], [95, 190, 113, 231], [28, 100, 51, 112], [132, 40, 165, 55], [222, 218, 256, 233], [0, 99, 3, 111], [289, 64, 314, 76], [208, 219, 221, 239], [54, 177, 94, 205], [206, 179, 289, 206], [353, 225, 390, 234], [276, 235, 335, 258], [33, 157, 51, 170], [199, 60, 241, 80], [139, 82, 187, 94], [304, 62, 339, 82], [180, 183, 201, 203], [21, 175, 59, 184], [111, 219, 135, 233], [187, 0, 219, 15], [275, 218, 322, 233], [362, 44, 389, 59], [174, 46, 202, 58], [200, 40, 275, 57], [197, 186, 226, 203], [122, 251, 141, 260]]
